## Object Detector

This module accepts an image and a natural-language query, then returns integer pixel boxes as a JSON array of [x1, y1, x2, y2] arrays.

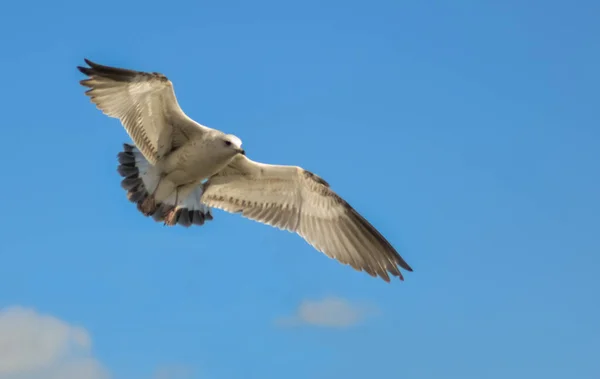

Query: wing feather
[[201, 155, 413, 282], [77, 59, 209, 164]]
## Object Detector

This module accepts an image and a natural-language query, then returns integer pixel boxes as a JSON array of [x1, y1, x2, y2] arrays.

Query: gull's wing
[[77, 59, 210, 164], [201, 155, 413, 282]]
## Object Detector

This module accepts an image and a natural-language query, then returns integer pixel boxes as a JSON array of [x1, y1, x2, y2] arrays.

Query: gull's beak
[[238, 148, 246, 155]]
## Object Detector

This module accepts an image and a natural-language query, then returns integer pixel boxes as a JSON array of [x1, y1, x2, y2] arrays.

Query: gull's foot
[[139, 196, 157, 216], [164, 207, 180, 226]]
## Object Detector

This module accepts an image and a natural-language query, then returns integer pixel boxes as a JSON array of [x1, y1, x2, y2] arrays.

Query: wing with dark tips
[[201, 155, 412, 282], [78, 59, 210, 164]]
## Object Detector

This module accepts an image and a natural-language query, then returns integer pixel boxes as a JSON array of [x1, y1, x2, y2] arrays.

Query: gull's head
[[221, 134, 245, 155]]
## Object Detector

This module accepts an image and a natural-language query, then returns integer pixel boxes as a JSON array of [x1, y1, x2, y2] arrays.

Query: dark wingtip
[[77, 58, 142, 82], [77, 66, 92, 76], [83, 59, 107, 71], [77, 58, 96, 73], [397, 257, 413, 272]]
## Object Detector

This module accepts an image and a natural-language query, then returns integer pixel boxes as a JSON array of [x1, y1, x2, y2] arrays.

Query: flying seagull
[[77, 59, 413, 282]]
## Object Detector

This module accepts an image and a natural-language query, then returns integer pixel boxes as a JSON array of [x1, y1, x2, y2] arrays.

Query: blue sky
[[0, 0, 599, 378]]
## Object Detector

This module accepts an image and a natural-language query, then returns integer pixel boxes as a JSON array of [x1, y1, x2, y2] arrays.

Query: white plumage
[[78, 59, 413, 282]]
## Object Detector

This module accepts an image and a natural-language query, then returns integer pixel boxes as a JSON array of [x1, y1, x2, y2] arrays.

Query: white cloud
[[276, 297, 378, 328], [0, 306, 109, 379]]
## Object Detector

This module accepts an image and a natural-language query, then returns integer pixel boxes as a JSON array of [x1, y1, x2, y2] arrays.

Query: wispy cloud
[[0, 306, 109, 379], [276, 297, 378, 328]]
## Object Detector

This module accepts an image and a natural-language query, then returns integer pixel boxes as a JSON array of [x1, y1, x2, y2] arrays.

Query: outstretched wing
[[201, 155, 413, 282], [77, 59, 209, 164]]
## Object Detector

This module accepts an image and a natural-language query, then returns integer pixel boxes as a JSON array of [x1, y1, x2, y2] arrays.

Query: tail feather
[[117, 164, 138, 178], [116, 143, 213, 227]]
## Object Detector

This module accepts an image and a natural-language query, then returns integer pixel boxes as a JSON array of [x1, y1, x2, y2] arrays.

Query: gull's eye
[[224, 140, 232, 146]]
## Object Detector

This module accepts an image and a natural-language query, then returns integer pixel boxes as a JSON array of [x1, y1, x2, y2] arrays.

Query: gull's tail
[[117, 143, 213, 227]]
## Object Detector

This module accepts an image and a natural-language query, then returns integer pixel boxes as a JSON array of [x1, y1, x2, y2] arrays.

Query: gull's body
[[78, 59, 413, 282]]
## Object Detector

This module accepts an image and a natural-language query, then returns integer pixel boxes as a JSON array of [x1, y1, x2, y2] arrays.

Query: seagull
[[77, 59, 413, 282]]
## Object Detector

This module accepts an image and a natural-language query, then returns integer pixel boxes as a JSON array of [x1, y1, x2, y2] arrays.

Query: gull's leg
[[162, 181, 200, 227], [139, 174, 165, 216], [164, 189, 180, 226]]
